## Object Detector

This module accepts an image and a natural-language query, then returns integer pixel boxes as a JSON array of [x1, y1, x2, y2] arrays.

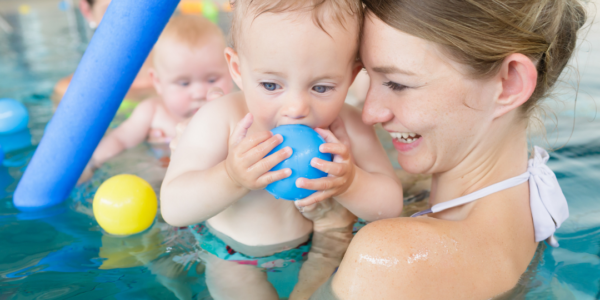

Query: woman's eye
[[383, 81, 408, 91], [312, 85, 333, 94], [261, 82, 281, 91]]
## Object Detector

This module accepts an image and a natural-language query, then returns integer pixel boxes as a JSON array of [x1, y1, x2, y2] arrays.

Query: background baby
[[161, 1, 403, 298], [80, 14, 233, 180]]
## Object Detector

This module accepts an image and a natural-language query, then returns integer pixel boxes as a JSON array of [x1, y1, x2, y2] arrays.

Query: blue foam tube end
[[13, 0, 180, 211]]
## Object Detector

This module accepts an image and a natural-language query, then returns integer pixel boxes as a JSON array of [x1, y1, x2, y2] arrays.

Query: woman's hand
[[224, 113, 293, 191], [295, 118, 356, 207]]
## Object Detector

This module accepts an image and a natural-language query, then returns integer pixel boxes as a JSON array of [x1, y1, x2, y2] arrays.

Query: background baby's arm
[[91, 99, 157, 166]]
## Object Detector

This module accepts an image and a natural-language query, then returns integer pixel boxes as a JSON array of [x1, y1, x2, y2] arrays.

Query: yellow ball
[[93, 174, 157, 235]]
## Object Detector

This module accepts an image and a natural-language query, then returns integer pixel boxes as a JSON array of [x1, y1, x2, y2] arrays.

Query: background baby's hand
[[295, 118, 355, 207], [224, 113, 293, 191]]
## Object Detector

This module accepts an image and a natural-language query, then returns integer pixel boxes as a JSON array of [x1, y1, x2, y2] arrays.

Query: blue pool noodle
[[13, 0, 180, 211]]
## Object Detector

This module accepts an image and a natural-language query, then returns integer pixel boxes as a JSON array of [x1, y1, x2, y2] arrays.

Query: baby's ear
[[225, 47, 244, 91], [148, 68, 163, 95], [350, 60, 364, 85]]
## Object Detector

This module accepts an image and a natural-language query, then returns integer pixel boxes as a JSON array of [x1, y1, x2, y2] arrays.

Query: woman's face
[[360, 14, 499, 175]]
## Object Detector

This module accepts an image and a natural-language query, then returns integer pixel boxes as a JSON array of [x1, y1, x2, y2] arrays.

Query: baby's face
[[229, 12, 361, 130], [152, 38, 233, 119]]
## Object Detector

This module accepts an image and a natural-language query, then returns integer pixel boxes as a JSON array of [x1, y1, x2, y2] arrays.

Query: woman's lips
[[390, 134, 422, 152]]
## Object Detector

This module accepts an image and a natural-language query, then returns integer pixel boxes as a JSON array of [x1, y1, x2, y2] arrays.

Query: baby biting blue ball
[[265, 124, 332, 200]]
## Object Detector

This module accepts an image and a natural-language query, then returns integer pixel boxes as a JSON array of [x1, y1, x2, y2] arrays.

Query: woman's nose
[[362, 90, 394, 125]]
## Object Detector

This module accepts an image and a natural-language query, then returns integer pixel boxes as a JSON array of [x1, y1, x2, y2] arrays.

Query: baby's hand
[[77, 159, 97, 185], [295, 118, 355, 207], [224, 113, 293, 191]]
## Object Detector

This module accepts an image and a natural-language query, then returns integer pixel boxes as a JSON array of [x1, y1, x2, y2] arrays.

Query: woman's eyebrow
[[373, 66, 416, 76]]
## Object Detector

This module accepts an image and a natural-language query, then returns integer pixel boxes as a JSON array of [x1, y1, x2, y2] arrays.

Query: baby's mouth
[[389, 132, 422, 144]]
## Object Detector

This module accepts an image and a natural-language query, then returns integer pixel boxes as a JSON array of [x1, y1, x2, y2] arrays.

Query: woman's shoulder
[[331, 216, 524, 299]]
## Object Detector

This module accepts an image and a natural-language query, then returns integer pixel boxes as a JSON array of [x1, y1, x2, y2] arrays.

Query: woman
[[52, 0, 155, 107], [310, 0, 586, 299]]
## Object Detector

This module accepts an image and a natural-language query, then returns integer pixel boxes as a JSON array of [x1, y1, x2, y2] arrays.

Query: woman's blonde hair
[[363, 0, 587, 117]]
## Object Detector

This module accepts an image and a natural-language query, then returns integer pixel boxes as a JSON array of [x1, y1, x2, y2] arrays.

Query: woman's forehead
[[361, 17, 467, 78]]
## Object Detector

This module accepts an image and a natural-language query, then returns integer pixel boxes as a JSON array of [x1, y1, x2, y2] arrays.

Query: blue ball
[[265, 124, 332, 200], [0, 99, 29, 134]]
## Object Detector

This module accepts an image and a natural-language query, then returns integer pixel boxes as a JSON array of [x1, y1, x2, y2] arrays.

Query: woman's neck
[[429, 118, 529, 208]]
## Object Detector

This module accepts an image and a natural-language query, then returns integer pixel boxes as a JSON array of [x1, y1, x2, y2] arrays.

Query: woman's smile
[[388, 131, 422, 152]]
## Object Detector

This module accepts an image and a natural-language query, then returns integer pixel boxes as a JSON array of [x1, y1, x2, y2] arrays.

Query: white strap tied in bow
[[411, 146, 568, 247]]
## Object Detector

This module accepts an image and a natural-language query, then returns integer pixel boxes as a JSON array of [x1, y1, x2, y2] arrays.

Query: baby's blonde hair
[[230, 0, 363, 51], [154, 15, 225, 65]]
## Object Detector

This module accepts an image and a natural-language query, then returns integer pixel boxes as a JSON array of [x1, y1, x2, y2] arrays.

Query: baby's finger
[[315, 128, 341, 144], [256, 169, 292, 188], [230, 113, 254, 147], [248, 146, 292, 175], [295, 190, 335, 207], [236, 131, 275, 155], [295, 202, 318, 214], [310, 158, 347, 176], [244, 133, 284, 162], [206, 87, 225, 101], [296, 176, 344, 191], [319, 143, 350, 161]]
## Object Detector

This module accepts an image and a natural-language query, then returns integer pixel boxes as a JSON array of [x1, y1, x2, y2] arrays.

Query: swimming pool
[[1, 1, 599, 299]]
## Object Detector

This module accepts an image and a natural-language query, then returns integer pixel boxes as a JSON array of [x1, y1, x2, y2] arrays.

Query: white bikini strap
[[411, 146, 569, 248], [410, 172, 530, 218]]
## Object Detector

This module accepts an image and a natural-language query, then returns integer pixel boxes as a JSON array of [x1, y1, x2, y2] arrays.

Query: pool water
[[1, 1, 599, 299]]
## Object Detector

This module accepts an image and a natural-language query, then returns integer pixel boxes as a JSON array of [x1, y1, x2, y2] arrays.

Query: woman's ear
[[493, 53, 538, 118], [148, 68, 163, 95], [224, 47, 244, 91]]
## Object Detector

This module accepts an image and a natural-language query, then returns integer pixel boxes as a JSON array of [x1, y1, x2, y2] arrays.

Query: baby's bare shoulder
[[337, 104, 375, 143], [195, 91, 248, 125], [339, 104, 367, 130]]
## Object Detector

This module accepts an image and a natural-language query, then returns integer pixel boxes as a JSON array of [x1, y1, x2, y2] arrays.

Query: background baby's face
[[152, 38, 233, 119], [229, 11, 361, 130]]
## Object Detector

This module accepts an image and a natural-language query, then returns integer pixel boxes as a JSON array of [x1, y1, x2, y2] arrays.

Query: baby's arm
[[91, 99, 156, 166], [160, 96, 292, 227], [297, 105, 403, 221]]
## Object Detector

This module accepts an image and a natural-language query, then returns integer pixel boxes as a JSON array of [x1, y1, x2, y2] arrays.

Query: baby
[[161, 1, 404, 299], [86, 15, 233, 171]]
